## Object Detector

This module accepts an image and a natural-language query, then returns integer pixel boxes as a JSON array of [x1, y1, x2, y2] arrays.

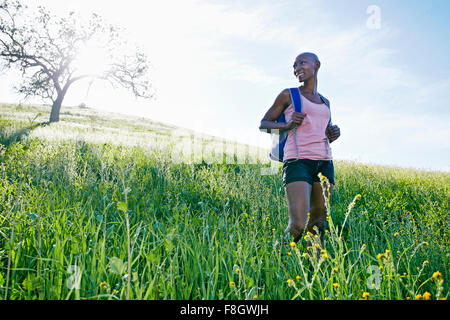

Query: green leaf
[[117, 201, 128, 212], [246, 276, 254, 288], [147, 251, 159, 263], [164, 239, 174, 252], [22, 274, 40, 291]]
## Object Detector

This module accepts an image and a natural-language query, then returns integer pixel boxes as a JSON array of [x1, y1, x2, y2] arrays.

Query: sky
[[1, 0, 449, 172]]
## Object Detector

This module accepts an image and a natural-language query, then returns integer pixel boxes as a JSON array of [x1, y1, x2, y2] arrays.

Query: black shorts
[[282, 159, 335, 187]]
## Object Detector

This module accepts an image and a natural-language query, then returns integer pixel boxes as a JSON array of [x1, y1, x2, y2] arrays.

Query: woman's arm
[[259, 119, 291, 133], [259, 89, 306, 133], [326, 124, 341, 143], [323, 99, 341, 143]]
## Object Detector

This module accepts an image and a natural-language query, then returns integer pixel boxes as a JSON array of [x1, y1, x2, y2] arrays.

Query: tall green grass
[[0, 104, 448, 300]]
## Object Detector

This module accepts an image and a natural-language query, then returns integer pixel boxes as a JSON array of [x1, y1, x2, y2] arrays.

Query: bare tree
[[0, 0, 152, 122]]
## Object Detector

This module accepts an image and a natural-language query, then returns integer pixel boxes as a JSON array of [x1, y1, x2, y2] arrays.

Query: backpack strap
[[289, 88, 302, 159], [289, 88, 302, 113], [318, 93, 332, 125]]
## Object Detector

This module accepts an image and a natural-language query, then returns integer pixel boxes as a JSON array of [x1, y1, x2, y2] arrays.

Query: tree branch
[[1, 0, 153, 123]]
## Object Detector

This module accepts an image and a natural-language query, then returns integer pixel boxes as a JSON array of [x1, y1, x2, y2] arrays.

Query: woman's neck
[[301, 77, 318, 95]]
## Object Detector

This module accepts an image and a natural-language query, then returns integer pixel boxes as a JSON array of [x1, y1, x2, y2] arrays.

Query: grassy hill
[[0, 103, 448, 300]]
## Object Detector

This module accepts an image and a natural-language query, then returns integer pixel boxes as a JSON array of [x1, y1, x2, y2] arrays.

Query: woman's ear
[[315, 60, 321, 71]]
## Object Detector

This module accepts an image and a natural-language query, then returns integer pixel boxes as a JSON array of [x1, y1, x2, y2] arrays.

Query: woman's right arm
[[259, 89, 305, 133], [259, 89, 290, 133]]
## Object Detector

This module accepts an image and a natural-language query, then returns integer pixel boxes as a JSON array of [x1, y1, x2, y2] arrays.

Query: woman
[[259, 52, 340, 244]]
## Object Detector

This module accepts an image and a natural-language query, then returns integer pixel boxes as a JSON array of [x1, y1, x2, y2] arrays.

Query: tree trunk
[[49, 95, 64, 123]]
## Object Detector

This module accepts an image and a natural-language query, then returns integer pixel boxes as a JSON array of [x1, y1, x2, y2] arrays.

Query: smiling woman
[[259, 52, 341, 246]]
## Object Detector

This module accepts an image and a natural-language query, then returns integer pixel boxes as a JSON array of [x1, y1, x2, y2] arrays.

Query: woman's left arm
[[326, 124, 340, 143], [323, 98, 341, 143]]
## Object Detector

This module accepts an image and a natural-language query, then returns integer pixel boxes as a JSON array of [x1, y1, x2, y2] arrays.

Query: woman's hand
[[326, 124, 340, 142], [285, 112, 306, 130]]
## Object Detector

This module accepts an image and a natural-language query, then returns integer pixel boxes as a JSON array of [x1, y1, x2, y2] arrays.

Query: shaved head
[[297, 52, 319, 62], [294, 52, 321, 73]]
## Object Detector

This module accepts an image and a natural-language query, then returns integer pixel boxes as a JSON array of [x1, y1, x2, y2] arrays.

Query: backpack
[[269, 88, 330, 162]]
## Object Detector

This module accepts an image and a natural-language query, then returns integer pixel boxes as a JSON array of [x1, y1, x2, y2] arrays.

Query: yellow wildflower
[[296, 275, 301, 280], [99, 281, 107, 288], [230, 281, 236, 286], [379, 266, 383, 271], [235, 268, 240, 273], [302, 253, 308, 258], [393, 232, 399, 237], [415, 294, 422, 300], [112, 289, 119, 295], [362, 292, 370, 299], [322, 253, 328, 260], [287, 251, 292, 256], [423, 292, 431, 300], [432, 271, 442, 280], [332, 268, 338, 273], [253, 295, 258, 300], [314, 243, 320, 249], [286, 279, 294, 287], [332, 283, 339, 288], [290, 242, 296, 248]]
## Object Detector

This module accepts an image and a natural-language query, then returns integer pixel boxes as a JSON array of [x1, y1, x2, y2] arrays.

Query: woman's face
[[293, 54, 317, 82]]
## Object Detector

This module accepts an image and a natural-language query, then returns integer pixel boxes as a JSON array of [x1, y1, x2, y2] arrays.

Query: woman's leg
[[284, 181, 312, 243], [309, 182, 334, 244]]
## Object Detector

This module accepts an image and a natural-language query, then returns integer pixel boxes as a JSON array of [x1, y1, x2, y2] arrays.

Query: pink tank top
[[283, 93, 332, 161]]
